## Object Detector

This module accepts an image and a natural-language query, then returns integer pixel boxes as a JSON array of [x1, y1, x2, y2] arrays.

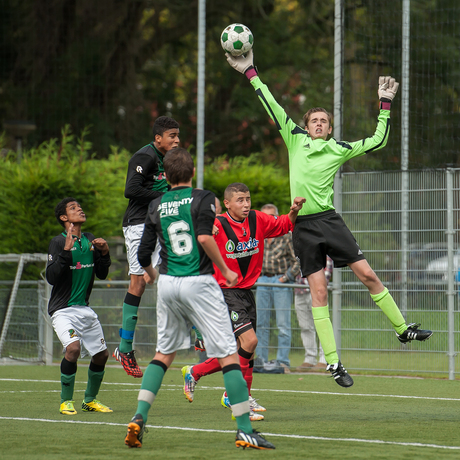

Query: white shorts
[[52, 306, 107, 358], [123, 223, 161, 275], [156, 274, 237, 358]]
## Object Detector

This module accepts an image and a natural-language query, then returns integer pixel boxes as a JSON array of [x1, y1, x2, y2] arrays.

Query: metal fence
[[1, 169, 459, 377]]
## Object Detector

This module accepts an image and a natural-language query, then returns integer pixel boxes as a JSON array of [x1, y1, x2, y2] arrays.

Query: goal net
[[0, 254, 52, 364]]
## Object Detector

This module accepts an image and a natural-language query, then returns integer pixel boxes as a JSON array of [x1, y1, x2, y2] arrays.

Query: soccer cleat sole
[[235, 440, 273, 450], [125, 422, 142, 448], [181, 366, 195, 403]]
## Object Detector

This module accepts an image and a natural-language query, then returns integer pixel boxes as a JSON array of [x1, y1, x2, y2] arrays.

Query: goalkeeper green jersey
[[251, 76, 391, 216]]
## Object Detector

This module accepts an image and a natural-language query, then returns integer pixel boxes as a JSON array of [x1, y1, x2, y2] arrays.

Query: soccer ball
[[220, 23, 254, 56]]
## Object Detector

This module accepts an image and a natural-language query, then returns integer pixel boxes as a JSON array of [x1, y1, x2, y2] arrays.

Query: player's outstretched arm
[[197, 234, 238, 287], [378, 76, 399, 110], [225, 49, 258, 81], [287, 197, 306, 224]]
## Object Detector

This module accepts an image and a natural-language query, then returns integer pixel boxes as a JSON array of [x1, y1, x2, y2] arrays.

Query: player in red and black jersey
[[181, 183, 305, 419]]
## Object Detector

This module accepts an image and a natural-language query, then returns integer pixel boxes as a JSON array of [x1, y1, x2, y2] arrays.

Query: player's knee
[[65, 341, 81, 361], [92, 349, 109, 365]]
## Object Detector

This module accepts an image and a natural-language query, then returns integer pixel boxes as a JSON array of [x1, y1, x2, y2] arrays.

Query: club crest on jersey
[[136, 165, 143, 173], [231, 311, 239, 321]]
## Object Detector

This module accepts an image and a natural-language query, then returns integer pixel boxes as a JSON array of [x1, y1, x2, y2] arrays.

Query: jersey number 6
[[167, 220, 193, 256]]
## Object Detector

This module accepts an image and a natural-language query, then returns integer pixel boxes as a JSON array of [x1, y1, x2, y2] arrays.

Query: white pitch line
[[2, 379, 460, 402], [0, 416, 459, 451]]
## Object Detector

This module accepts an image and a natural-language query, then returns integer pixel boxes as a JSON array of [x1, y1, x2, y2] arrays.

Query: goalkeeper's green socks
[[371, 287, 407, 335], [135, 360, 167, 423], [222, 365, 252, 434], [312, 306, 339, 365], [119, 293, 140, 353]]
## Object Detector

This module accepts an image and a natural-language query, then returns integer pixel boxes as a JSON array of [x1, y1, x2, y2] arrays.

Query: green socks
[[84, 368, 105, 403], [312, 306, 339, 365], [60, 373, 76, 403], [223, 367, 252, 434], [120, 300, 139, 353], [371, 287, 406, 335], [135, 361, 167, 423]]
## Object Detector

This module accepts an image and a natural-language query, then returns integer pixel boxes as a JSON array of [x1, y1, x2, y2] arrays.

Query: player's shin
[[60, 357, 77, 402], [312, 306, 339, 364], [370, 287, 406, 335], [84, 361, 105, 402], [222, 364, 252, 434], [135, 360, 167, 422], [120, 293, 140, 352]]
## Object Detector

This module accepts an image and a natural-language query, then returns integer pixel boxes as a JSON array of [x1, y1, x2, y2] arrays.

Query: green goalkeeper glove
[[378, 76, 399, 109], [225, 49, 258, 80]]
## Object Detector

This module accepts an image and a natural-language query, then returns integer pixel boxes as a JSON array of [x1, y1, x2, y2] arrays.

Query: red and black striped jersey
[[213, 210, 294, 289]]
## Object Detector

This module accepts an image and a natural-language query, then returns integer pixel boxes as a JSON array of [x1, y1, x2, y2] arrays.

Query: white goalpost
[[0, 254, 53, 365]]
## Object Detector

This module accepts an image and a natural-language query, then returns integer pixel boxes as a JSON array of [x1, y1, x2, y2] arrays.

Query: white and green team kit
[[251, 76, 391, 216]]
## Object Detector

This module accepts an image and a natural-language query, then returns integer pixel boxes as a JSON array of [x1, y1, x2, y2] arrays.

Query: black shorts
[[292, 210, 365, 276], [222, 288, 256, 338]]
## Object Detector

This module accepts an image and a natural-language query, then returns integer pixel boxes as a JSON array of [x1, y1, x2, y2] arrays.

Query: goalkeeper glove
[[378, 76, 399, 109], [226, 49, 258, 80], [192, 326, 206, 352]]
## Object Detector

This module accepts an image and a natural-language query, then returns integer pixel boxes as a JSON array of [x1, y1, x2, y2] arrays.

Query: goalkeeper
[[224, 49, 433, 388]]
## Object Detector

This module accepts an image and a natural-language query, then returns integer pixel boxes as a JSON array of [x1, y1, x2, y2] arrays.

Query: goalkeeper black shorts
[[293, 210, 365, 276]]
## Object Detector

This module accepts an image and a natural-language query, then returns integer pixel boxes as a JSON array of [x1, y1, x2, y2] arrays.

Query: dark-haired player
[[181, 182, 305, 420], [224, 49, 433, 387], [124, 148, 275, 450], [113, 116, 180, 378], [46, 198, 112, 415]]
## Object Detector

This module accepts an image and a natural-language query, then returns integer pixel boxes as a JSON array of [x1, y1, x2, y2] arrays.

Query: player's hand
[[290, 197, 306, 212], [64, 224, 76, 251], [212, 224, 219, 235], [143, 270, 157, 285], [226, 49, 255, 75], [222, 268, 238, 287], [92, 238, 109, 255], [378, 76, 399, 102]]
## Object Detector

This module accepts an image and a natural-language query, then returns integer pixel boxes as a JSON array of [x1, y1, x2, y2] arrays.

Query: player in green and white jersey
[[124, 147, 275, 450], [224, 49, 433, 387], [46, 198, 112, 415]]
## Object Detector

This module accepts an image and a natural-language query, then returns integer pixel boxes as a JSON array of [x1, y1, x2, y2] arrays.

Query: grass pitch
[[1, 364, 460, 459]]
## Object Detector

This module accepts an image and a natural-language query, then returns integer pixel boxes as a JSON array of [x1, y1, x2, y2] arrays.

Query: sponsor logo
[[236, 237, 259, 252], [158, 197, 193, 217], [136, 165, 143, 173], [358, 249, 363, 255], [153, 172, 166, 181], [234, 323, 243, 329], [225, 240, 235, 252], [226, 248, 259, 259], [70, 262, 94, 270], [304, 143, 310, 148], [231, 311, 239, 321], [68, 329, 77, 338]]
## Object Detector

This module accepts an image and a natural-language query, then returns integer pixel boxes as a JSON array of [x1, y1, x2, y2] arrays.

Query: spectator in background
[[255, 204, 300, 369], [295, 256, 333, 371]]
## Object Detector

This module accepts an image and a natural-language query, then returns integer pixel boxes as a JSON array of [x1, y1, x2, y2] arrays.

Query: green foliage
[[203, 154, 292, 213], [0, 126, 128, 277]]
